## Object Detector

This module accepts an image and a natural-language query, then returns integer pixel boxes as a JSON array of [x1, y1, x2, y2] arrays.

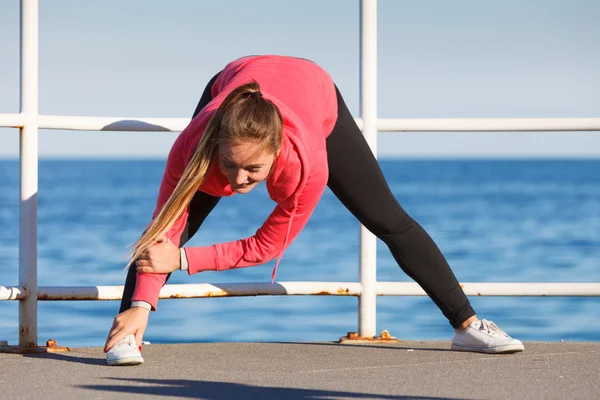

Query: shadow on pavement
[[23, 352, 106, 366], [79, 378, 463, 400], [265, 342, 456, 353]]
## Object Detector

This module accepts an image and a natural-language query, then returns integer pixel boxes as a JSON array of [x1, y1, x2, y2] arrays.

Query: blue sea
[[1, 159, 599, 347]]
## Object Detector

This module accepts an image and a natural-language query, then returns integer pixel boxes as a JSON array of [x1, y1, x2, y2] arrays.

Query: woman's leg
[[118, 72, 222, 313], [325, 86, 475, 328]]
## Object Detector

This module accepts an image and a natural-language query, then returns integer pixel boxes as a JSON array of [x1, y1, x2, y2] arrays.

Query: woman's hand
[[105, 307, 150, 351], [135, 236, 181, 274]]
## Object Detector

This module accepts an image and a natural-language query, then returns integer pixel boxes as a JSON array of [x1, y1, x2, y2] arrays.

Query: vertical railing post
[[19, 0, 39, 348], [358, 0, 378, 338]]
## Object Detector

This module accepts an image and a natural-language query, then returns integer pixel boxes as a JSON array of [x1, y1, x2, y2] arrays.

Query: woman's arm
[[185, 152, 329, 275], [133, 147, 329, 309]]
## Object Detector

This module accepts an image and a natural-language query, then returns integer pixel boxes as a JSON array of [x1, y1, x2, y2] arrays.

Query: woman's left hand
[[135, 236, 181, 274]]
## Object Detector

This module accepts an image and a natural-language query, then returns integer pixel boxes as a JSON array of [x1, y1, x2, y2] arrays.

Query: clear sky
[[0, 0, 598, 159]]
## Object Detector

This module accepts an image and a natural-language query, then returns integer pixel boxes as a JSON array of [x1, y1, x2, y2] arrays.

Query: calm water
[[1, 159, 599, 347]]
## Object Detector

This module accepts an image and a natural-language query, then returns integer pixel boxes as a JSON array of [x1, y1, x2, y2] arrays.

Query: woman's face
[[218, 140, 277, 194]]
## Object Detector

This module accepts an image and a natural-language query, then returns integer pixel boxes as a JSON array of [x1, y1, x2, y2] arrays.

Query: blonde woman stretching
[[104, 55, 523, 366]]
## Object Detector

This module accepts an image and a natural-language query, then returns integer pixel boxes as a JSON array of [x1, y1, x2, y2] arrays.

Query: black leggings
[[120, 73, 476, 328]]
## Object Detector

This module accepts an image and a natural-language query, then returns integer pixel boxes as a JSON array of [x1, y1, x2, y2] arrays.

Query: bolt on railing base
[[338, 329, 400, 344], [0, 339, 70, 354]]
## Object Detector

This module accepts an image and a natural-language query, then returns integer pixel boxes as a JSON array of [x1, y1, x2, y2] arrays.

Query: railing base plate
[[338, 330, 400, 344], [0, 339, 70, 353]]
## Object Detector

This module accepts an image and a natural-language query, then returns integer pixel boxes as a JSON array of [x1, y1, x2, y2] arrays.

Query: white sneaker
[[106, 334, 144, 366], [451, 319, 524, 354]]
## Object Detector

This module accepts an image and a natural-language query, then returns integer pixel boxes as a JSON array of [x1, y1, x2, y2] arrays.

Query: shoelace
[[478, 319, 510, 337]]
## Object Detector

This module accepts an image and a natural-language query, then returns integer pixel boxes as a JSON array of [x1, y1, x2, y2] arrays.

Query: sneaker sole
[[107, 356, 144, 366], [451, 343, 524, 354]]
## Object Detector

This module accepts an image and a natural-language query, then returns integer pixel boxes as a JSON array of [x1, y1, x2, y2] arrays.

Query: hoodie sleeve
[[130, 133, 190, 310], [184, 151, 329, 275]]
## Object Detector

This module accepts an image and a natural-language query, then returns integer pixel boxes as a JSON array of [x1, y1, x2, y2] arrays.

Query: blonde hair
[[127, 81, 283, 267]]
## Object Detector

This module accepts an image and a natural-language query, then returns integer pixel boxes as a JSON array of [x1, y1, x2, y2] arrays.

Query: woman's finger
[[105, 326, 125, 351], [109, 318, 119, 332]]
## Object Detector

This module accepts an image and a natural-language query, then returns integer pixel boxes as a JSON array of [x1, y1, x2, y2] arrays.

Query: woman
[[104, 55, 523, 366]]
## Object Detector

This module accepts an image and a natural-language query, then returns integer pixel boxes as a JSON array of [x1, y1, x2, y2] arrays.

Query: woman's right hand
[[104, 307, 150, 352]]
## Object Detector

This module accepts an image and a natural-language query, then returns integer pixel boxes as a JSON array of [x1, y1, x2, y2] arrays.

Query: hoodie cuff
[[131, 301, 152, 311], [131, 272, 166, 311], [179, 248, 189, 271], [185, 246, 219, 275]]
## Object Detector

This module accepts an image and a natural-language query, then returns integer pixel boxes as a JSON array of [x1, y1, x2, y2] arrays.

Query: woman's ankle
[[457, 315, 478, 330]]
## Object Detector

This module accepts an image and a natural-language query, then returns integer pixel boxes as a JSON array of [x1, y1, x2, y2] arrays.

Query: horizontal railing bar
[[4, 114, 599, 133], [4, 282, 600, 301], [0, 114, 26, 128], [36, 115, 364, 132], [377, 118, 600, 132], [39, 115, 190, 132], [0, 286, 27, 300], [34, 282, 363, 300]]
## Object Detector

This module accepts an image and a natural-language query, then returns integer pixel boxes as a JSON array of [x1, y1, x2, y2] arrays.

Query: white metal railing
[[3, 282, 600, 303], [5, 114, 600, 133], [1, 0, 600, 349]]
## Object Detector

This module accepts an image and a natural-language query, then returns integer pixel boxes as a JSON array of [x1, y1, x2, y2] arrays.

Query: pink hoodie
[[132, 55, 338, 309]]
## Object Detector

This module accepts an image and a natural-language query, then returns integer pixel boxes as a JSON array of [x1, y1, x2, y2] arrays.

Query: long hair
[[127, 81, 283, 267]]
